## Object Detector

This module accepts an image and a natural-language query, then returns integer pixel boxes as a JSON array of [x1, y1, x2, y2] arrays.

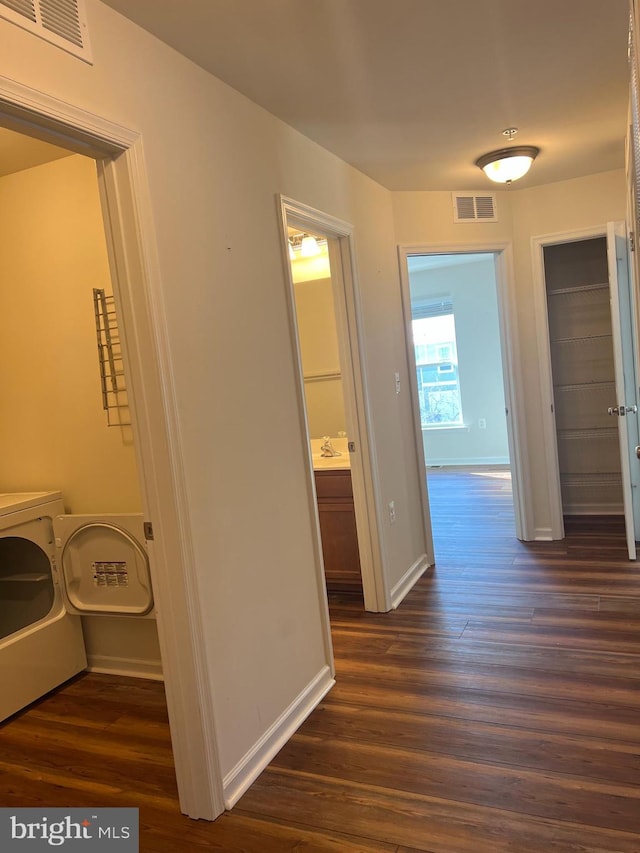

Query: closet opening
[[534, 222, 640, 558], [543, 237, 624, 517]]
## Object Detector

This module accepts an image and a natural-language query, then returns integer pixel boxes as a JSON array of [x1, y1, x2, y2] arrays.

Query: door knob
[[608, 405, 638, 416], [636, 446, 640, 460]]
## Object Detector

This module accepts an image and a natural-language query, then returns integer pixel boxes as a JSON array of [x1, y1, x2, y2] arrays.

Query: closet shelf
[[547, 282, 609, 296], [560, 474, 622, 486], [553, 380, 615, 392], [551, 333, 612, 345], [0, 572, 50, 583], [557, 428, 618, 440]]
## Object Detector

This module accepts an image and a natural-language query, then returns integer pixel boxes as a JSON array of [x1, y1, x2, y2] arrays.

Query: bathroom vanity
[[314, 469, 361, 594]]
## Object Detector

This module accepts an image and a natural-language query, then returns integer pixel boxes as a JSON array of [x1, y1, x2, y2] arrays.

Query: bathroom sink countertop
[[310, 437, 351, 470], [312, 454, 350, 470]]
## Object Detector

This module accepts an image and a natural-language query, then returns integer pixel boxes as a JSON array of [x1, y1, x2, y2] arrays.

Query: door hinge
[[143, 521, 154, 541], [630, 231, 636, 252]]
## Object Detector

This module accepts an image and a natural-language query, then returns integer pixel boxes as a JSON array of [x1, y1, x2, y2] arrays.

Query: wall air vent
[[452, 193, 498, 223], [0, 0, 91, 63]]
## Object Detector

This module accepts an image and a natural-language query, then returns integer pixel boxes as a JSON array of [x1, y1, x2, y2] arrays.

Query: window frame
[[411, 301, 464, 429]]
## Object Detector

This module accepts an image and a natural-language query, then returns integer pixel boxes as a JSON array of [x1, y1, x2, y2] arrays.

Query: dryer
[[0, 492, 153, 722]]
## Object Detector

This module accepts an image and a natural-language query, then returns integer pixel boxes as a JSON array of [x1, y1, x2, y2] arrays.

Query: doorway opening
[[0, 78, 223, 819], [543, 237, 623, 517], [279, 196, 387, 613], [405, 252, 516, 557], [0, 132, 161, 696], [287, 226, 363, 599], [533, 223, 640, 559]]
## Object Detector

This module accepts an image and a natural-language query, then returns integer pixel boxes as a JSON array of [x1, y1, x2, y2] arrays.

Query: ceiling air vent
[[452, 193, 498, 223], [0, 0, 91, 63]]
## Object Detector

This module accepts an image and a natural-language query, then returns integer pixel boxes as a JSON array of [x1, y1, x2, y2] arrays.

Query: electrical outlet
[[388, 500, 396, 524], [478, 418, 487, 429]]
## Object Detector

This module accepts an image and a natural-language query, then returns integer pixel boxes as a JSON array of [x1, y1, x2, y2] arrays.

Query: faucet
[[320, 436, 341, 457]]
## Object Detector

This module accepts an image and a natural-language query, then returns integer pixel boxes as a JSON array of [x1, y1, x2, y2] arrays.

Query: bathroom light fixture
[[288, 231, 327, 260], [300, 234, 321, 257]]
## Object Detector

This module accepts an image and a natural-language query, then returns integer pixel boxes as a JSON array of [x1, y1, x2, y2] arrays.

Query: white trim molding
[[534, 527, 554, 541], [390, 554, 431, 609], [0, 76, 137, 154], [426, 456, 511, 466], [223, 666, 335, 809], [278, 195, 388, 613], [86, 654, 164, 681]]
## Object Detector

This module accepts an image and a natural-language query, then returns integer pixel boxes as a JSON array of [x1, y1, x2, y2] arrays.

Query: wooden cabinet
[[314, 469, 361, 594]]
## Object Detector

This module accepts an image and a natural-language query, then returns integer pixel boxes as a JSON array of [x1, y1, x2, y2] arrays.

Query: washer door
[[54, 514, 153, 616]]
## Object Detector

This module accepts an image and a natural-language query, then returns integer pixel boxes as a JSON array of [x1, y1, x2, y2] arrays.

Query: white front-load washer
[[0, 492, 153, 722]]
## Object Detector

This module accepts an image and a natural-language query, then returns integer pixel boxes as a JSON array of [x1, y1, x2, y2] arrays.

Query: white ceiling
[[99, 0, 631, 191]]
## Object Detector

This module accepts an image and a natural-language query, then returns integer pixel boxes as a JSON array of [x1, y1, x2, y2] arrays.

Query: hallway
[[1, 469, 640, 850], [239, 469, 640, 851]]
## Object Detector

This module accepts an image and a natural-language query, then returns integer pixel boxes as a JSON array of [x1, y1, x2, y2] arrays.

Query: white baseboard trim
[[390, 553, 431, 610], [534, 527, 554, 541], [223, 664, 335, 809], [86, 654, 164, 681]]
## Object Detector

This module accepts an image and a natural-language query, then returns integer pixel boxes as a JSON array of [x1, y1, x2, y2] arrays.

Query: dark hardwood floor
[[2, 467, 640, 851]]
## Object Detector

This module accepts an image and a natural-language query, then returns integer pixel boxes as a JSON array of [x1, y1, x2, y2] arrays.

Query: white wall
[[293, 276, 347, 439], [0, 154, 161, 677], [0, 155, 141, 511], [393, 170, 626, 534], [408, 256, 509, 465], [0, 0, 427, 795]]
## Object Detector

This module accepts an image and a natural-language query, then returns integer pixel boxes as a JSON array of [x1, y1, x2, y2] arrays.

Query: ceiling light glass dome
[[475, 146, 540, 184]]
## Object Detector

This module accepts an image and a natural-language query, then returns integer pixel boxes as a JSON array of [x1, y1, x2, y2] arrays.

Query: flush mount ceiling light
[[475, 146, 540, 183], [475, 129, 539, 184]]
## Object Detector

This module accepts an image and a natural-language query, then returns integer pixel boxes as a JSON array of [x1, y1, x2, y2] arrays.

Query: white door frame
[[398, 241, 534, 542], [531, 224, 612, 540], [607, 221, 640, 558], [278, 196, 388, 612], [0, 76, 224, 819]]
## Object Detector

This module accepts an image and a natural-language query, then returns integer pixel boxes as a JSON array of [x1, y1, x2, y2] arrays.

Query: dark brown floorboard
[[2, 467, 640, 851]]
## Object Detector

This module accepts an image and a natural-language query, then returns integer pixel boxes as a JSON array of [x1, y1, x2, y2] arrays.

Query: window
[[412, 301, 463, 427]]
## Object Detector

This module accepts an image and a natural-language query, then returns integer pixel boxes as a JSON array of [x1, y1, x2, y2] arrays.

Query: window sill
[[422, 424, 471, 432]]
